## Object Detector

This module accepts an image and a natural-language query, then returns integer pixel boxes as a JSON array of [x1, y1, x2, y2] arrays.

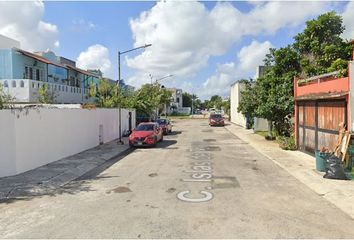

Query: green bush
[[278, 134, 297, 150], [168, 111, 189, 116]]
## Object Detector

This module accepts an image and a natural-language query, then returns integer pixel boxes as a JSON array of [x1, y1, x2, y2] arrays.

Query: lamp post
[[117, 44, 152, 144]]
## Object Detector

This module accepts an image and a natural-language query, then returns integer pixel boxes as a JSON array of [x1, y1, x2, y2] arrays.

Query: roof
[[295, 91, 348, 101], [66, 65, 98, 77], [15, 48, 98, 77], [16, 49, 65, 68]]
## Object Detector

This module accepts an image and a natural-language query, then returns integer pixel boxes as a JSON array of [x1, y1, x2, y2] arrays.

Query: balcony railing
[[295, 72, 350, 97], [0, 79, 92, 103]]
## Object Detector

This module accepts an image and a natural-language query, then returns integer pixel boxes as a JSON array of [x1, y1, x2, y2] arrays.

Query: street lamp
[[117, 43, 152, 144]]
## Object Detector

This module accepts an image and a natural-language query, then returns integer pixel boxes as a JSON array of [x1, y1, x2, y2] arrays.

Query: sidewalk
[[0, 138, 131, 201], [225, 122, 354, 219]]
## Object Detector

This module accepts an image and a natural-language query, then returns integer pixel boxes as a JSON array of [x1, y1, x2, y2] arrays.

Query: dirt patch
[[106, 186, 132, 194], [203, 139, 216, 142], [212, 176, 240, 189], [204, 146, 221, 151], [148, 173, 158, 177], [166, 187, 176, 193]]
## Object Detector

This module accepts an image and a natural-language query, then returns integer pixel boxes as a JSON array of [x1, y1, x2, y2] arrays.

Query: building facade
[[166, 88, 187, 114], [230, 66, 268, 130], [230, 82, 247, 127], [0, 48, 100, 104]]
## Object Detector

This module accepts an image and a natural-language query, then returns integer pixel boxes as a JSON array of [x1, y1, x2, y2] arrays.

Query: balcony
[[0, 79, 92, 104], [295, 71, 350, 99]]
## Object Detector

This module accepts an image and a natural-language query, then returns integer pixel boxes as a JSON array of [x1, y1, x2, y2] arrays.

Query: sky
[[0, 1, 353, 100]]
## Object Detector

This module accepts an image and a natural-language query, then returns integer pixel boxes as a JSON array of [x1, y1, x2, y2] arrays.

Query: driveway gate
[[297, 100, 347, 153]]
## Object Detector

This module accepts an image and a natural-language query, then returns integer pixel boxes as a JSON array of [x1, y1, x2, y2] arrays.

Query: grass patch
[[255, 131, 269, 137]]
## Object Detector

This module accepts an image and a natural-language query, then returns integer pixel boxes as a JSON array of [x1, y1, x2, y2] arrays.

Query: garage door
[[297, 100, 347, 153]]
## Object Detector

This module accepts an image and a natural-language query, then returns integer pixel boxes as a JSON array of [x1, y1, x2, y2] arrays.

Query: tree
[[294, 11, 352, 77], [38, 84, 57, 104], [96, 79, 117, 108], [208, 95, 223, 109], [237, 79, 257, 127], [130, 83, 172, 119], [182, 92, 192, 108], [0, 84, 14, 109]]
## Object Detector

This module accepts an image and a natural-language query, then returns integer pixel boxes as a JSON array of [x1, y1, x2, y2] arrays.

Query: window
[[4, 81, 8, 88], [36, 69, 40, 81], [32, 82, 34, 88], [12, 81, 16, 88], [25, 66, 29, 79], [176, 97, 180, 103], [20, 80, 24, 88], [29, 67, 33, 80]]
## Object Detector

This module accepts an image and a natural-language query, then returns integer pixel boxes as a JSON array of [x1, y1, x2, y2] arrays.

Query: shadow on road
[[167, 130, 182, 136], [0, 148, 134, 205], [155, 140, 178, 149]]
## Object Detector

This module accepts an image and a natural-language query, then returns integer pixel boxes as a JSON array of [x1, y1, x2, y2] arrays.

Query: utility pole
[[117, 44, 152, 144]]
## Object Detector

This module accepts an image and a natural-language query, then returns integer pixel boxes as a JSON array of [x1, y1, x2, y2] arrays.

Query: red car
[[156, 118, 172, 134], [209, 113, 225, 126], [129, 122, 163, 147]]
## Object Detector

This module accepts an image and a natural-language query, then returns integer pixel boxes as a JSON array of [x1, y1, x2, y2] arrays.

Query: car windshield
[[157, 119, 167, 124], [211, 114, 222, 119], [136, 124, 154, 131]]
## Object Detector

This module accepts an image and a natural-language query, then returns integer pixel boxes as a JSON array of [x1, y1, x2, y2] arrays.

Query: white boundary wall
[[0, 108, 135, 177], [230, 82, 247, 128]]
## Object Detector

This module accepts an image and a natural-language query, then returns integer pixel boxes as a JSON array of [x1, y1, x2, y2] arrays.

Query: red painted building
[[294, 43, 354, 153]]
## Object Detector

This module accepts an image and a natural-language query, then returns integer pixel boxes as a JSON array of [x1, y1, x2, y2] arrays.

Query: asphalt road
[[1, 119, 354, 238]]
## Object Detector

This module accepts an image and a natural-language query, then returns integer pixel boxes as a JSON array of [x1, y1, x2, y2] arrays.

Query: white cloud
[[200, 40, 273, 100], [126, 1, 328, 91], [0, 1, 59, 51], [237, 40, 273, 72], [342, 2, 354, 40], [77, 44, 112, 74], [71, 18, 96, 32]]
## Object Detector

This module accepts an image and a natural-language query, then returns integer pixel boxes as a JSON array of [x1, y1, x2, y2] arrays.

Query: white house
[[230, 66, 268, 131]]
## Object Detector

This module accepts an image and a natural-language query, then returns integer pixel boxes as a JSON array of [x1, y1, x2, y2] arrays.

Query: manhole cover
[[203, 139, 216, 142], [204, 146, 221, 151]]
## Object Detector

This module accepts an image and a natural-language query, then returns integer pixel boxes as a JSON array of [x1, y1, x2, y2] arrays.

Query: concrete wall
[[0, 108, 136, 177], [230, 82, 247, 128], [253, 117, 269, 132], [0, 79, 92, 103]]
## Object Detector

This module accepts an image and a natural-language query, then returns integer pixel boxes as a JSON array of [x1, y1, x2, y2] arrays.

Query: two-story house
[[0, 39, 100, 104]]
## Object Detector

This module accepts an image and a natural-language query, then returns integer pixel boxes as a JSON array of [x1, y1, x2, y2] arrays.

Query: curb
[[0, 145, 134, 202]]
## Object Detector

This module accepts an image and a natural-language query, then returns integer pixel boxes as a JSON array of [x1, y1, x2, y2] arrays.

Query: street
[[1, 119, 354, 238]]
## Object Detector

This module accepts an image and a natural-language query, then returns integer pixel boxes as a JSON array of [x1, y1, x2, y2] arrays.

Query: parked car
[[209, 113, 225, 126], [129, 122, 163, 147], [156, 118, 172, 134]]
